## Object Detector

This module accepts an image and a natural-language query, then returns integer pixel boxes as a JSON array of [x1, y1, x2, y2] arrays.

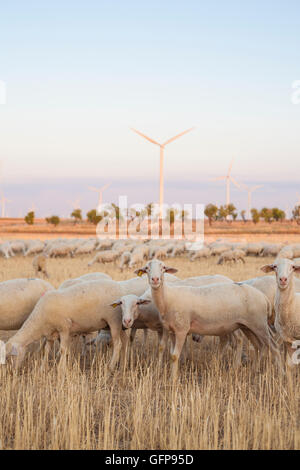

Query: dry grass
[[0, 254, 299, 450]]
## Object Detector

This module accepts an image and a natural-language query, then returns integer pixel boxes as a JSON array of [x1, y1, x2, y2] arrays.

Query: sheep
[[277, 247, 294, 260], [10, 240, 26, 256], [0, 241, 14, 259], [246, 243, 264, 257], [128, 248, 147, 269], [190, 247, 211, 261], [88, 250, 119, 266], [135, 260, 280, 378], [0, 278, 53, 331], [260, 244, 283, 258], [217, 249, 245, 265], [33, 254, 49, 278], [47, 242, 73, 258], [25, 240, 45, 256], [96, 239, 114, 251], [110, 294, 167, 359], [209, 242, 232, 256], [261, 258, 300, 367], [59, 272, 112, 289], [118, 251, 131, 271], [176, 274, 233, 287], [5, 275, 150, 368], [73, 240, 96, 256]]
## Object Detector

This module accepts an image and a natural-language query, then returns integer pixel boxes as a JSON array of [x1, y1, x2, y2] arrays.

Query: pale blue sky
[[0, 1, 299, 216]]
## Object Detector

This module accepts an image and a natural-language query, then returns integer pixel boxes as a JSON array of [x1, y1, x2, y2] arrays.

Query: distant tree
[[272, 208, 285, 222], [86, 209, 105, 225], [227, 203, 237, 221], [165, 208, 178, 225], [180, 209, 189, 221], [240, 210, 246, 223], [292, 205, 300, 225], [145, 203, 155, 218], [218, 205, 229, 221], [24, 211, 35, 225], [71, 208, 82, 224], [204, 204, 218, 226], [260, 207, 273, 223], [46, 215, 60, 227], [251, 208, 260, 224]]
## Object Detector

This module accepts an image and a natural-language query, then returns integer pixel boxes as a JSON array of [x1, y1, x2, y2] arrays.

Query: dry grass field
[[0, 254, 299, 450]]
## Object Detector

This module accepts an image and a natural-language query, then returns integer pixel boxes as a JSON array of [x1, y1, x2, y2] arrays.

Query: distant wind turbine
[[0, 194, 12, 218], [88, 183, 111, 209], [131, 127, 195, 218], [210, 159, 240, 207], [239, 184, 264, 220], [69, 199, 81, 210]]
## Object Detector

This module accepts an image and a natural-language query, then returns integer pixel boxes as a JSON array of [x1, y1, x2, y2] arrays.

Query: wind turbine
[[0, 193, 12, 218], [69, 198, 81, 210], [88, 183, 111, 209], [239, 184, 264, 220], [211, 159, 240, 207], [131, 127, 195, 218]]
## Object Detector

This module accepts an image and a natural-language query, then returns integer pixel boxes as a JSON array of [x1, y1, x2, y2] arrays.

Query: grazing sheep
[[246, 243, 264, 257], [0, 242, 14, 259], [0, 278, 53, 331], [6, 276, 149, 368], [261, 258, 300, 367], [217, 249, 245, 265], [88, 250, 119, 266], [25, 240, 45, 256], [33, 254, 49, 278], [261, 244, 283, 258], [128, 248, 147, 269], [209, 243, 231, 256], [190, 247, 211, 261], [118, 251, 131, 271], [277, 247, 294, 260], [135, 260, 280, 378], [73, 240, 96, 256], [10, 240, 26, 256]]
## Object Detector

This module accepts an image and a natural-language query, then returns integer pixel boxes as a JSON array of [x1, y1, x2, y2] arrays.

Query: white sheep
[[25, 240, 45, 256], [9, 240, 26, 256], [261, 258, 300, 367], [135, 260, 280, 378], [88, 250, 120, 266], [33, 254, 49, 278], [0, 278, 53, 331], [118, 251, 131, 271], [190, 247, 211, 261], [5, 276, 149, 368], [0, 241, 14, 259], [217, 249, 245, 265]]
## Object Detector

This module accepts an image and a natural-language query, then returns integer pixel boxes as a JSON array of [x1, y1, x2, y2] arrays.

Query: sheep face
[[135, 260, 177, 290], [110, 295, 151, 328], [261, 258, 300, 290]]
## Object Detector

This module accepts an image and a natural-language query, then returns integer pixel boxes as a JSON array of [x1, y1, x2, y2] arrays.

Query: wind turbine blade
[[163, 127, 195, 146], [130, 128, 160, 146], [230, 176, 242, 189], [209, 176, 226, 181], [251, 185, 264, 192], [101, 182, 111, 192], [227, 158, 234, 177], [88, 186, 101, 193]]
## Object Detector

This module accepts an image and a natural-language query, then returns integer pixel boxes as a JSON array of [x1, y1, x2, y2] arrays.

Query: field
[[0, 254, 299, 450]]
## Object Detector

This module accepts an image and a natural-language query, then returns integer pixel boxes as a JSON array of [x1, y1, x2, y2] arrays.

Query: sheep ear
[[110, 301, 122, 308], [135, 268, 146, 277], [137, 299, 151, 305], [293, 265, 300, 273], [261, 264, 276, 273], [164, 267, 178, 274]]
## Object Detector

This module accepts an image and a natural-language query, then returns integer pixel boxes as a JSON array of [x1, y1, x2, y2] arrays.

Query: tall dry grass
[[0, 254, 299, 450]]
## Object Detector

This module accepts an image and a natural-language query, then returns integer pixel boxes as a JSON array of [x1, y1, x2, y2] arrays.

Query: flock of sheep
[[1, 236, 300, 376]]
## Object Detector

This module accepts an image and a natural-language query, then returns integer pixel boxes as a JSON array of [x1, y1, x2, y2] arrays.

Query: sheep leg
[[170, 331, 188, 379], [129, 328, 137, 344], [109, 326, 123, 371], [158, 329, 168, 363], [119, 330, 129, 372]]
